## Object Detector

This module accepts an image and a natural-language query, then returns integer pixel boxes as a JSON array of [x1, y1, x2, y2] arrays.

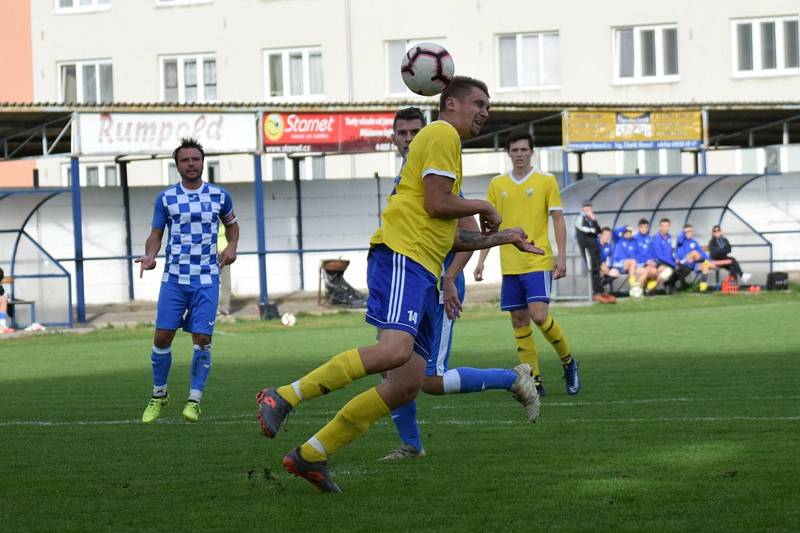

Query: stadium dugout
[[1, 102, 799, 324]]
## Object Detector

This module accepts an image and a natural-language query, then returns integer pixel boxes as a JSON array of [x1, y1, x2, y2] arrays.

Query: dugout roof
[[1, 101, 800, 160]]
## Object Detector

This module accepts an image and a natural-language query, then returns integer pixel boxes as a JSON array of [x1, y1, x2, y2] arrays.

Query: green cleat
[[182, 401, 201, 423], [142, 395, 169, 423]]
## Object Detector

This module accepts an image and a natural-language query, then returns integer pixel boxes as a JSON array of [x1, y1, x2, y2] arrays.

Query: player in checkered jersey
[[136, 138, 239, 423]]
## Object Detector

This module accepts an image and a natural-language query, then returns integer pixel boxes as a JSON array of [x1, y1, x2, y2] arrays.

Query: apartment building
[[17, 0, 800, 186]]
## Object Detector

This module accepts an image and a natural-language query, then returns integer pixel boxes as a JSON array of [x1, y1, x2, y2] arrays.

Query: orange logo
[[264, 113, 284, 142]]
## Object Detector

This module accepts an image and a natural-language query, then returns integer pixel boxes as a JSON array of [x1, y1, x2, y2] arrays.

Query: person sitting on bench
[[0, 267, 12, 334], [708, 225, 750, 283]]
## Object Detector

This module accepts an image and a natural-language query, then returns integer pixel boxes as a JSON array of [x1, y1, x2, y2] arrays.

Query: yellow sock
[[276, 348, 365, 408], [629, 276, 639, 287], [514, 324, 540, 377], [300, 387, 390, 462], [537, 316, 572, 365]]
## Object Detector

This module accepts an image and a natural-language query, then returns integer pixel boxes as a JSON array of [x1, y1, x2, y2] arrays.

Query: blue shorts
[[424, 273, 466, 376], [365, 245, 439, 359], [156, 282, 219, 336], [501, 271, 552, 311]]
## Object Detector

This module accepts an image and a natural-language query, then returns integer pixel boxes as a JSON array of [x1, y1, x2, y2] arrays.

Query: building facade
[[16, 0, 800, 187]]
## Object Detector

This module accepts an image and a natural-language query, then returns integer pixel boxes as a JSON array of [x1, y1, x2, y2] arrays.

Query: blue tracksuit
[[651, 233, 676, 268], [612, 237, 637, 268], [598, 238, 614, 266], [633, 232, 654, 264], [676, 237, 709, 266]]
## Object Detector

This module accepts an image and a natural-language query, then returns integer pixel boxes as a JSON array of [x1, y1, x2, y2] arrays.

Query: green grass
[[1, 291, 799, 532]]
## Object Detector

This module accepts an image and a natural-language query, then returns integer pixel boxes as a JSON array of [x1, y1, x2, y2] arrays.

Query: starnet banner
[[76, 113, 258, 155], [263, 112, 395, 154]]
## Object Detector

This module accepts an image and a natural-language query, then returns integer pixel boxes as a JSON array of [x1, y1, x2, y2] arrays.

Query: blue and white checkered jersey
[[151, 182, 237, 286]]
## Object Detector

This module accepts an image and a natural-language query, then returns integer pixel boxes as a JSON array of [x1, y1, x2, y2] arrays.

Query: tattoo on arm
[[453, 229, 518, 251]]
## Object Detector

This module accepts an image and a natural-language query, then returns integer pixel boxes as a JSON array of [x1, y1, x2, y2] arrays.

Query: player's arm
[[551, 210, 567, 280], [218, 222, 239, 267], [423, 174, 501, 233], [135, 228, 164, 278], [453, 227, 544, 255], [473, 248, 490, 281], [443, 216, 478, 319]]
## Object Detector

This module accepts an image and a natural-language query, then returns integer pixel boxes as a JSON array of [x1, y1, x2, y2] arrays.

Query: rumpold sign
[[76, 113, 258, 155]]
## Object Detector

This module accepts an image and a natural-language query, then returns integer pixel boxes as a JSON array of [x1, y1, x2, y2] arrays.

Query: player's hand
[[134, 255, 156, 278], [218, 246, 237, 268], [473, 262, 485, 282], [554, 255, 567, 280], [443, 276, 462, 320], [508, 227, 545, 255], [479, 204, 501, 234]]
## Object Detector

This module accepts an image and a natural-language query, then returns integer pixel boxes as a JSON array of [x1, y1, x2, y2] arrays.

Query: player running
[[256, 76, 543, 492], [136, 138, 239, 423], [473, 130, 580, 396], [380, 107, 539, 461]]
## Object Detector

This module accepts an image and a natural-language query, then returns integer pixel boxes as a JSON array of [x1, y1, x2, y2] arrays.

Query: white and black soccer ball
[[280, 312, 297, 327], [628, 285, 644, 299], [401, 42, 455, 96]]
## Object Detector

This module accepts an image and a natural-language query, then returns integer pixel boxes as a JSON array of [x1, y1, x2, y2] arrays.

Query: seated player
[[651, 218, 678, 293], [611, 226, 640, 291], [598, 227, 619, 289], [633, 218, 658, 294], [676, 224, 715, 292], [708, 225, 750, 283], [0, 267, 12, 334]]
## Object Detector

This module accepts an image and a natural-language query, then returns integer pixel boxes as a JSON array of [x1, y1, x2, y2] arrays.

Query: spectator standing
[[575, 200, 614, 303]]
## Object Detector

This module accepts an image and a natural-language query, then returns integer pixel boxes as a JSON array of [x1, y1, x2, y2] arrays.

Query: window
[[59, 61, 113, 104], [55, 0, 111, 13], [264, 47, 324, 99], [498, 32, 560, 89], [385, 38, 447, 95], [160, 54, 216, 103], [614, 24, 679, 83], [62, 162, 118, 187], [732, 16, 800, 76], [271, 157, 286, 180]]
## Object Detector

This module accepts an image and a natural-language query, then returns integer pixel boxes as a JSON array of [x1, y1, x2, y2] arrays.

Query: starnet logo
[[284, 114, 336, 133]]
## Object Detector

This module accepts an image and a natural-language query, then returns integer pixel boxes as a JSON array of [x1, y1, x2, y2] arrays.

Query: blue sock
[[443, 367, 517, 393], [189, 344, 212, 398], [150, 345, 172, 395], [390, 400, 423, 452]]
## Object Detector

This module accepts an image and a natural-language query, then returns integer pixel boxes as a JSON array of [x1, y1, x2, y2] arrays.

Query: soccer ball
[[401, 42, 455, 96], [280, 312, 297, 327], [628, 285, 644, 299]]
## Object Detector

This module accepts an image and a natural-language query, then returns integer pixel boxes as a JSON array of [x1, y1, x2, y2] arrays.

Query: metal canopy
[[1, 101, 800, 162]]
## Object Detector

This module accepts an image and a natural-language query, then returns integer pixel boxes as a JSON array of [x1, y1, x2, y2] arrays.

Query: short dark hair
[[505, 129, 535, 151], [659, 218, 671, 224], [173, 137, 205, 164], [684, 224, 693, 230], [438, 75, 489, 112], [638, 218, 649, 226], [601, 226, 612, 233], [712, 225, 721, 231], [0, 267, 4, 280], [393, 107, 426, 130]]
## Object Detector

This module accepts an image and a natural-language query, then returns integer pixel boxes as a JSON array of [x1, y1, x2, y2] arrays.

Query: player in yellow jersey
[[255, 77, 543, 492], [474, 129, 581, 396]]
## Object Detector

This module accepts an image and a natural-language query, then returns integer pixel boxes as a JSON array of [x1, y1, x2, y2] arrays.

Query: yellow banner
[[564, 110, 702, 150]]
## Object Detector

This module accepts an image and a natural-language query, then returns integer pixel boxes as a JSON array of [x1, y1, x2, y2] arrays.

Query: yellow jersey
[[370, 120, 462, 278], [486, 169, 562, 274]]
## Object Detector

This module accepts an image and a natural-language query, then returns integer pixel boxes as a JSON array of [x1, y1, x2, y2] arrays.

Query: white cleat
[[510, 363, 541, 423], [378, 444, 426, 461]]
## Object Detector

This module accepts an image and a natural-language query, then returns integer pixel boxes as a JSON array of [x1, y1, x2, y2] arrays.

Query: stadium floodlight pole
[[119, 158, 134, 301]]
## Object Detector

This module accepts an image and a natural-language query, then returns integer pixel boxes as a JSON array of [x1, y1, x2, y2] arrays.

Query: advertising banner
[[564, 110, 702, 150], [76, 113, 258, 155], [263, 112, 395, 154]]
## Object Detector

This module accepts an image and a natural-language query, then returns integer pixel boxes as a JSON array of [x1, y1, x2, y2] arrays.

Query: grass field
[[2, 291, 799, 532]]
